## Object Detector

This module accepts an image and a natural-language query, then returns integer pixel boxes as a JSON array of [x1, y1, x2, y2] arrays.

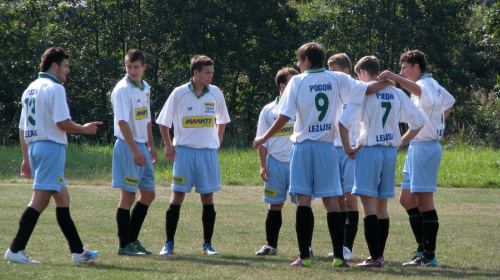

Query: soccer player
[[157, 55, 230, 256], [253, 42, 393, 268], [111, 49, 157, 256], [327, 53, 359, 260], [378, 50, 455, 267], [5, 47, 101, 264], [254, 67, 299, 256], [339, 55, 428, 268]]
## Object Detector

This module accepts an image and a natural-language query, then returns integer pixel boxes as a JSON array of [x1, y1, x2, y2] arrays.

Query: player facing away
[[157, 55, 230, 256], [255, 67, 300, 256], [5, 47, 101, 264], [111, 49, 158, 256], [326, 53, 360, 261], [339, 56, 428, 268], [253, 42, 394, 268], [378, 50, 455, 266]]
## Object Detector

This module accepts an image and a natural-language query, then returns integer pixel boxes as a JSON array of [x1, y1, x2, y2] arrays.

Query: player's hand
[[260, 166, 270, 182], [253, 137, 266, 149], [344, 144, 362, 160], [133, 150, 147, 166], [20, 160, 32, 179], [164, 145, 176, 161], [149, 148, 158, 164], [83, 121, 103, 135]]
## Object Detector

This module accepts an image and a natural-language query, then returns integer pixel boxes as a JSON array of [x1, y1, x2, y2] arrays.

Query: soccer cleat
[[327, 252, 334, 257], [290, 256, 311, 267], [255, 245, 277, 256], [343, 246, 353, 260], [309, 247, 314, 257], [203, 243, 219, 255], [117, 243, 145, 256], [72, 249, 99, 263], [131, 240, 152, 255], [333, 258, 351, 267], [402, 255, 437, 267], [408, 250, 424, 261], [159, 241, 174, 255], [357, 256, 384, 268], [4, 249, 40, 264]]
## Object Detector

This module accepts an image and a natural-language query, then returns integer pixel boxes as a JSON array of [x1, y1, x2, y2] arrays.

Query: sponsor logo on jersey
[[172, 176, 185, 184], [134, 107, 148, 120], [264, 187, 277, 197], [57, 176, 63, 184], [188, 107, 193, 110], [308, 123, 332, 132], [376, 133, 393, 142], [145, 92, 150, 97], [24, 129, 38, 138], [125, 176, 139, 185], [204, 102, 215, 114], [273, 124, 294, 137], [182, 116, 214, 127]]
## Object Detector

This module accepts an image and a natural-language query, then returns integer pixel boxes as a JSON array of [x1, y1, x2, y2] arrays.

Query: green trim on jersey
[[38, 72, 60, 84], [419, 73, 433, 80], [306, 68, 326, 73], [275, 96, 280, 105], [126, 75, 146, 90], [188, 78, 209, 99]]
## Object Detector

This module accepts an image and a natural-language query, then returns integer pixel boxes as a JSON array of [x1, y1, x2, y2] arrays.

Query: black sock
[[116, 208, 131, 248], [130, 201, 149, 242], [378, 218, 390, 257], [341, 211, 347, 228], [202, 204, 216, 245], [344, 211, 359, 250], [166, 204, 181, 243], [296, 206, 313, 259], [363, 215, 380, 260], [327, 212, 345, 259], [422, 209, 439, 259], [407, 207, 424, 252], [265, 210, 282, 249], [10, 207, 41, 253], [56, 207, 84, 254]]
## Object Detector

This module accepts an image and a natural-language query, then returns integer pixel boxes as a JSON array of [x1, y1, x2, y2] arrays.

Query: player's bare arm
[[444, 107, 452, 120], [339, 123, 361, 159], [117, 120, 147, 166], [365, 79, 395, 95], [377, 70, 422, 97], [217, 123, 226, 149], [399, 126, 424, 149], [19, 129, 32, 179], [147, 122, 158, 164], [253, 114, 291, 148], [257, 146, 270, 182], [56, 119, 103, 135], [159, 124, 175, 161]]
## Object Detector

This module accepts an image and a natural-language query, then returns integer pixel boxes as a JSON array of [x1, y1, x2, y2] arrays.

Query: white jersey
[[412, 74, 455, 141], [340, 85, 428, 147], [277, 68, 367, 143], [256, 97, 295, 163], [111, 76, 152, 143], [156, 80, 230, 149], [334, 103, 361, 147], [19, 73, 71, 145]]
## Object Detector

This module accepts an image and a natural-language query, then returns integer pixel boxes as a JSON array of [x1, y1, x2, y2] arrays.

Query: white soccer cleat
[[72, 249, 99, 263], [5, 249, 40, 264], [343, 246, 353, 260]]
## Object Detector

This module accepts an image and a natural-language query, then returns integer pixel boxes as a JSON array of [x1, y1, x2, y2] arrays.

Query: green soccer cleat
[[118, 243, 145, 256], [131, 240, 152, 255]]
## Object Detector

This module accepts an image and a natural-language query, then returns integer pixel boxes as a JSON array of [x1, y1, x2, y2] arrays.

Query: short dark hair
[[275, 67, 299, 89], [125, 49, 146, 65], [327, 53, 352, 73], [400, 50, 427, 73], [40, 47, 70, 72], [190, 55, 214, 75], [297, 42, 325, 69], [354, 56, 380, 77]]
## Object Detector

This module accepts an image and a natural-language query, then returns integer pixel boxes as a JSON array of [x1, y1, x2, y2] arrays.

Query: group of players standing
[[5, 42, 454, 270]]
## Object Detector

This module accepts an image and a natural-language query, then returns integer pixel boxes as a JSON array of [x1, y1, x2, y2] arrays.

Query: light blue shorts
[[401, 140, 442, 193], [263, 155, 296, 204], [171, 146, 221, 194], [29, 141, 67, 193], [336, 146, 355, 193], [112, 139, 155, 193], [289, 140, 342, 198], [352, 146, 397, 199]]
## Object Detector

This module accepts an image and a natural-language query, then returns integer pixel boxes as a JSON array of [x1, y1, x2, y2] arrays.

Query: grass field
[[0, 184, 499, 279]]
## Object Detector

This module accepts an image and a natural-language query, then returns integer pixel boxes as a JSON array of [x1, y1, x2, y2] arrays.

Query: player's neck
[[192, 80, 206, 96]]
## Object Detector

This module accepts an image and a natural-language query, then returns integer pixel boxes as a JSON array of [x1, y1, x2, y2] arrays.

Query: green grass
[[0, 184, 498, 279], [1, 144, 499, 188]]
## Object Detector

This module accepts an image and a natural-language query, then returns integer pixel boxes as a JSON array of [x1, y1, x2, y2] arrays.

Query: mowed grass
[[0, 144, 499, 188], [0, 184, 498, 279]]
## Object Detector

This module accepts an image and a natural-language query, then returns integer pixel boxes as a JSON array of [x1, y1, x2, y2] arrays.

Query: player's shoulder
[[207, 84, 224, 95], [112, 77, 131, 92]]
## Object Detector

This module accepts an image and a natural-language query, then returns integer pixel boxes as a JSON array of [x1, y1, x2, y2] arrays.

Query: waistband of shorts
[[409, 140, 440, 146], [176, 145, 215, 151], [116, 138, 147, 146], [31, 140, 64, 146], [293, 140, 333, 146]]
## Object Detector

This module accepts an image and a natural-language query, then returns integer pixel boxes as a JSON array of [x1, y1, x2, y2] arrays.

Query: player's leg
[[200, 192, 219, 255], [359, 195, 381, 262], [415, 192, 438, 263], [323, 196, 346, 263], [296, 194, 314, 261], [129, 188, 155, 254], [344, 192, 359, 257], [376, 199, 389, 258], [53, 187, 84, 254], [165, 190, 185, 244], [116, 190, 143, 255]]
